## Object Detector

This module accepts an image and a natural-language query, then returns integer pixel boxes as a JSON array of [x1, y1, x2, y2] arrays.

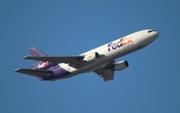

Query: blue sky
[[1, 0, 180, 113]]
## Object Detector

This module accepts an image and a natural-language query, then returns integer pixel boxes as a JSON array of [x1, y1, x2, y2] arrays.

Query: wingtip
[[22, 56, 29, 59], [14, 68, 21, 72]]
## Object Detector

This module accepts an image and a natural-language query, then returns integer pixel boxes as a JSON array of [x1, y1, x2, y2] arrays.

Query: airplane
[[15, 29, 159, 82]]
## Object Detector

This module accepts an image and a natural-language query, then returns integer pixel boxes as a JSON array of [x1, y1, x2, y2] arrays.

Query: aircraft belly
[[53, 65, 71, 77], [49, 63, 79, 81]]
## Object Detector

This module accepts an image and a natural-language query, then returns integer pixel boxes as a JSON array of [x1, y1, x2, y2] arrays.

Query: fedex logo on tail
[[108, 37, 133, 51], [37, 62, 49, 69]]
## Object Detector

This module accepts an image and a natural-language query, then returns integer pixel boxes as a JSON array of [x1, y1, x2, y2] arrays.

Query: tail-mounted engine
[[114, 60, 129, 71], [83, 52, 99, 62]]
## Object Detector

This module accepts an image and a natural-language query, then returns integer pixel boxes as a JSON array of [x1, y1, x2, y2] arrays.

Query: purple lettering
[[108, 39, 122, 51], [108, 43, 112, 51]]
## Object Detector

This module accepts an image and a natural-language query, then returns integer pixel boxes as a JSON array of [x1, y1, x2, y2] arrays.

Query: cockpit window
[[148, 30, 156, 33]]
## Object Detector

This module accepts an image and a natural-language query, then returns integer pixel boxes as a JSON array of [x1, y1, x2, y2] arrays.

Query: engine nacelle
[[83, 52, 99, 62], [114, 60, 129, 71]]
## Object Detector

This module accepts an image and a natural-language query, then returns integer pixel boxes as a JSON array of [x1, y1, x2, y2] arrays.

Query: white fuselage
[[55, 29, 159, 80]]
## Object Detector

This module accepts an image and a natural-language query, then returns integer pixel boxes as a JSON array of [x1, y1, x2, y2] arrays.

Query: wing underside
[[95, 60, 115, 82], [95, 69, 114, 81], [23, 56, 84, 64], [15, 68, 53, 78]]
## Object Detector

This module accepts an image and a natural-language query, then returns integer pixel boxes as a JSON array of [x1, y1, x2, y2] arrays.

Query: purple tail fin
[[29, 47, 47, 62], [29, 47, 47, 56]]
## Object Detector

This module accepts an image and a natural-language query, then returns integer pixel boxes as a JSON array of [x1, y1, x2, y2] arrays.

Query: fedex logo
[[108, 37, 133, 51], [37, 62, 49, 69]]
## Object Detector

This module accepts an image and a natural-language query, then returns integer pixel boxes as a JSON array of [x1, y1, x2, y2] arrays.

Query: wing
[[95, 69, 114, 82], [23, 56, 84, 64], [15, 68, 53, 78], [95, 60, 115, 82]]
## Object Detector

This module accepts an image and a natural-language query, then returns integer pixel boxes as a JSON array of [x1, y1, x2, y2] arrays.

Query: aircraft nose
[[148, 30, 159, 42], [154, 31, 159, 39], [139, 29, 159, 48]]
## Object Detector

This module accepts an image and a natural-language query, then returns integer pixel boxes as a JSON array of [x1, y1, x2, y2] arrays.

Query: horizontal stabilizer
[[15, 68, 53, 78], [23, 56, 84, 63]]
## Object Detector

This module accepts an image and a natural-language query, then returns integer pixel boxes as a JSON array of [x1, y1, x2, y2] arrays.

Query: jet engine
[[114, 60, 129, 71], [83, 52, 99, 62]]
